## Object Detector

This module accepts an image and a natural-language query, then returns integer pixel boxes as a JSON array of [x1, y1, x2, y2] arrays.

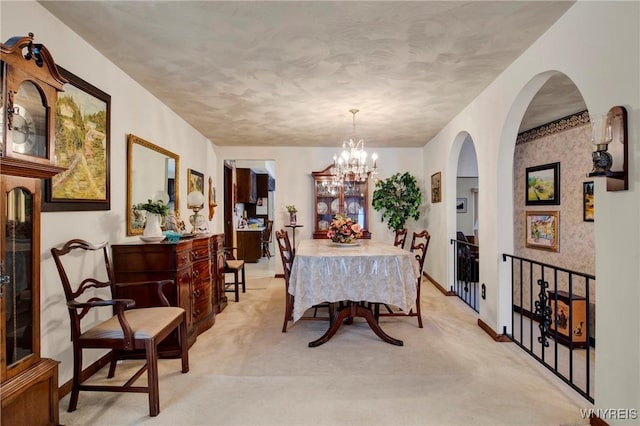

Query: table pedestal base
[[308, 301, 403, 347]]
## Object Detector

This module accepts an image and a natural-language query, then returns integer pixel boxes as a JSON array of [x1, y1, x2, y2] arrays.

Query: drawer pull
[[193, 309, 200, 317], [193, 289, 201, 298]]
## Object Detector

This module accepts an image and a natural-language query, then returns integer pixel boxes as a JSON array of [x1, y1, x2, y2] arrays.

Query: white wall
[[424, 2, 639, 422]]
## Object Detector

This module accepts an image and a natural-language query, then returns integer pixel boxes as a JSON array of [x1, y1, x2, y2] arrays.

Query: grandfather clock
[[1, 33, 67, 426]]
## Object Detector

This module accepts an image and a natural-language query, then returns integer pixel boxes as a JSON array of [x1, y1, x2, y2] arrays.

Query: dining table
[[288, 239, 420, 347]]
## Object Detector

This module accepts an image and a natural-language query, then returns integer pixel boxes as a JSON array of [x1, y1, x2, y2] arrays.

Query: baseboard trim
[[425, 272, 455, 296], [590, 414, 610, 426], [59, 352, 112, 398], [477, 318, 511, 342], [275, 273, 284, 278]]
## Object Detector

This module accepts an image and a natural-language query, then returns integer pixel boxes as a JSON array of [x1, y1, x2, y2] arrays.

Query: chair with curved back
[[261, 219, 274, 259], [50, 239, 189, 417], [275, 229, 333, 332], [375, 230, 430, 328], [394, 228, 408, 249]]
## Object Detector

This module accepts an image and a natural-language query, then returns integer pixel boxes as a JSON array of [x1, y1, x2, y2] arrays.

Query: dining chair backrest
[[394, 228, 408, 249], [275, 228, 294, 281], [410, 230, 431, 281]]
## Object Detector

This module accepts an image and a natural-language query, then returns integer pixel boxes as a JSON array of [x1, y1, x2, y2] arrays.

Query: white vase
[[143, 213, 163, 238]]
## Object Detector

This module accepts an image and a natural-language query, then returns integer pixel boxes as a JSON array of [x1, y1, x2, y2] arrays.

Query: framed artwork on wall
[[525, 162, 560, 206], [525, 210, 559, 252], [187, 168, 204, 207], [431, 172, 442, 203], [43, 66, 111, 211], [583, 181, 594, 222], [456, 198, 467, 213]]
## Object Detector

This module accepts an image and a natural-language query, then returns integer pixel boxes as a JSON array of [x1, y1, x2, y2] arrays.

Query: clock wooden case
[[1, 33, 67, 426]]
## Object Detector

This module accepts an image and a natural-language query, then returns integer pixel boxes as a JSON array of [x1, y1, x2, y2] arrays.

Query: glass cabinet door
[[314, 179, 341, 236], [1, 181, 37, 381]]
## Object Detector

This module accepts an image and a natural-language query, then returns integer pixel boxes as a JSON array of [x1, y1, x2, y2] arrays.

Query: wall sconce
[[587, 106, 628, 191], [187, 190, 207, 233]]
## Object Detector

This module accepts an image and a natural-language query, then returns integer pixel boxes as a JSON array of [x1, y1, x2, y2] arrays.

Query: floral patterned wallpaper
[[513, 119, 596, 333]]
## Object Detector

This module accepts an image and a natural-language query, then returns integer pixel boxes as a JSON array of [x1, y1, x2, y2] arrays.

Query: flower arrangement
[[285, 204, 298, 214], [327, 213, 362, 243], [133, 199, 169, 217]]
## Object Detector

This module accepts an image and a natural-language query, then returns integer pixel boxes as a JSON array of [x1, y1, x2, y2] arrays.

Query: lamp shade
[[187, 190, 204, 207]]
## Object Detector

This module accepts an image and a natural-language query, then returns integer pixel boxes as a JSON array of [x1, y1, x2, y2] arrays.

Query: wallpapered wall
[[513, 119, 596, 331]]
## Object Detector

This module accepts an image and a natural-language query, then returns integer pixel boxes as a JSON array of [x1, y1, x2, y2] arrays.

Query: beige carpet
[[58, 269, 592, 426]]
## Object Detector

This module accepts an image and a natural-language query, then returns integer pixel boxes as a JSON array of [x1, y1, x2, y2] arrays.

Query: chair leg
[[107, 349, 119, 378], [241, 266, 246, 293], [282, 293, 292, 332], [179, 314, 190, 374], [146, 339, 160, 417], [416, 283, 423, 328], [233, 270, 240, 302], [68, 343, 83, 412]]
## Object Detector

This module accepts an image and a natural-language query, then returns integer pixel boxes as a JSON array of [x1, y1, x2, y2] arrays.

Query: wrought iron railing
[[450, 238, 479, 312], [502, 253, 595, 402]]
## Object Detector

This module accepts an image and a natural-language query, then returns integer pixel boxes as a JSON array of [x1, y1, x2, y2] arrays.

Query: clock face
[[10, 81, 47, 158], [11, 104, 36, 149]]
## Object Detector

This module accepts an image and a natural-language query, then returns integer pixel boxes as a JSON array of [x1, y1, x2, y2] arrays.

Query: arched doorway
[[500, 71, 595, 401]]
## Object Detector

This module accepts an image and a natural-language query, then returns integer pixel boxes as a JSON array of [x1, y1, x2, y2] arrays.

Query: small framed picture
[[583, 181, 594, 222], [431, 172, 441, 203], [525, 211, 559, 252], [525, 162, 560, 205], [456, 198, 467, 213], [187, 168, 204, 207]]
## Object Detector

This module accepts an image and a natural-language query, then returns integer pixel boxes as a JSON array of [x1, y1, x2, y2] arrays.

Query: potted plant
[[372, 172, 422, 232], [133, 199, 169, 238], [285, 204, 298, 225]]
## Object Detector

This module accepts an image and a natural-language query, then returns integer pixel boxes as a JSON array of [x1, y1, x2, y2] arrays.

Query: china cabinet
[[1, 33, 67, 426], [312, 164, 371, 239]]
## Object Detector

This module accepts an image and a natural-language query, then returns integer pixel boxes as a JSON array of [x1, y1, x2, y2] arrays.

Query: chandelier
[[332, 109, 378, 182]]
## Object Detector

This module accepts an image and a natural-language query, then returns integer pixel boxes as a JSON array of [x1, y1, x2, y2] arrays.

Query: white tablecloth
[[288, 239, 419, 322]]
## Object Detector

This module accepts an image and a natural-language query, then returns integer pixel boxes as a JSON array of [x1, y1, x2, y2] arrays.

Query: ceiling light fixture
[[332, 109, 378, 182]]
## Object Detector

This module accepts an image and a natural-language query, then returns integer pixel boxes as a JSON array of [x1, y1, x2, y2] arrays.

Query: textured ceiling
[[40, 1, 580, 147]]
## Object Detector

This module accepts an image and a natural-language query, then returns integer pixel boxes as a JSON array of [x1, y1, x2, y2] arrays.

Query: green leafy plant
[[372, 172, 422, 231], [133, 199, 169, 217], [285, 204, 298, 214]]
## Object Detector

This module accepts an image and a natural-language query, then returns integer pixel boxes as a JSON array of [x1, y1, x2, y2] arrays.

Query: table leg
[[308, 301, 403, 347]]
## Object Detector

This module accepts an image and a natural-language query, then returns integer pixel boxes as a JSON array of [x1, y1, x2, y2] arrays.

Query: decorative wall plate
[[317, 201, 328, 214], [318, 220, 329, 230]]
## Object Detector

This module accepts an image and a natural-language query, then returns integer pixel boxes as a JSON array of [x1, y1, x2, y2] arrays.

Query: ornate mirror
[[126, 134, 179, 235]]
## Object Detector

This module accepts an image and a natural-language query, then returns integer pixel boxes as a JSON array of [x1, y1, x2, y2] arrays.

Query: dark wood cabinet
[[257, 173, 269, 198], [237, 168, 257, 203], [111, 234, 225, 353], [311, 164, 371, 239], [236, 230, 262, 263]]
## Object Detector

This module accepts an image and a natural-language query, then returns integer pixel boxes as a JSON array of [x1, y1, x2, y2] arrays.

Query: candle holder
[[587, 106, 628, 191]]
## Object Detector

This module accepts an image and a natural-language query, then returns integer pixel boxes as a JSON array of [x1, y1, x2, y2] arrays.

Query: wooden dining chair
[[224, 246, 246, 302], [375, 230, 430, 328], [394, 228, 408, 249], [261, 219, 274, 259], [275, 229, 333, 332], [50, 239, 189, 417]]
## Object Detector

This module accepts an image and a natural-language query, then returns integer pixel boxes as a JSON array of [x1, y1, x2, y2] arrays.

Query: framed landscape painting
[[43, 66, 111, 211], [525, 162, 560, 206], [525, 211, 559, 252], [583, 181, 594, 222]]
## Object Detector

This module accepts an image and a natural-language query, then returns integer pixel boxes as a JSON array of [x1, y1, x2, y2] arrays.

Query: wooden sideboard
[[111, 234, 227, 354]]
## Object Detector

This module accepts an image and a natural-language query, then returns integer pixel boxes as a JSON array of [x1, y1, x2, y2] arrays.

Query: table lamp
[[187, 190, 206, 233]]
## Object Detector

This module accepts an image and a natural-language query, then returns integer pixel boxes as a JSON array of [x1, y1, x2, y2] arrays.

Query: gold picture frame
[[431, 171, 441, 203], [525, 211, 559, 252]]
